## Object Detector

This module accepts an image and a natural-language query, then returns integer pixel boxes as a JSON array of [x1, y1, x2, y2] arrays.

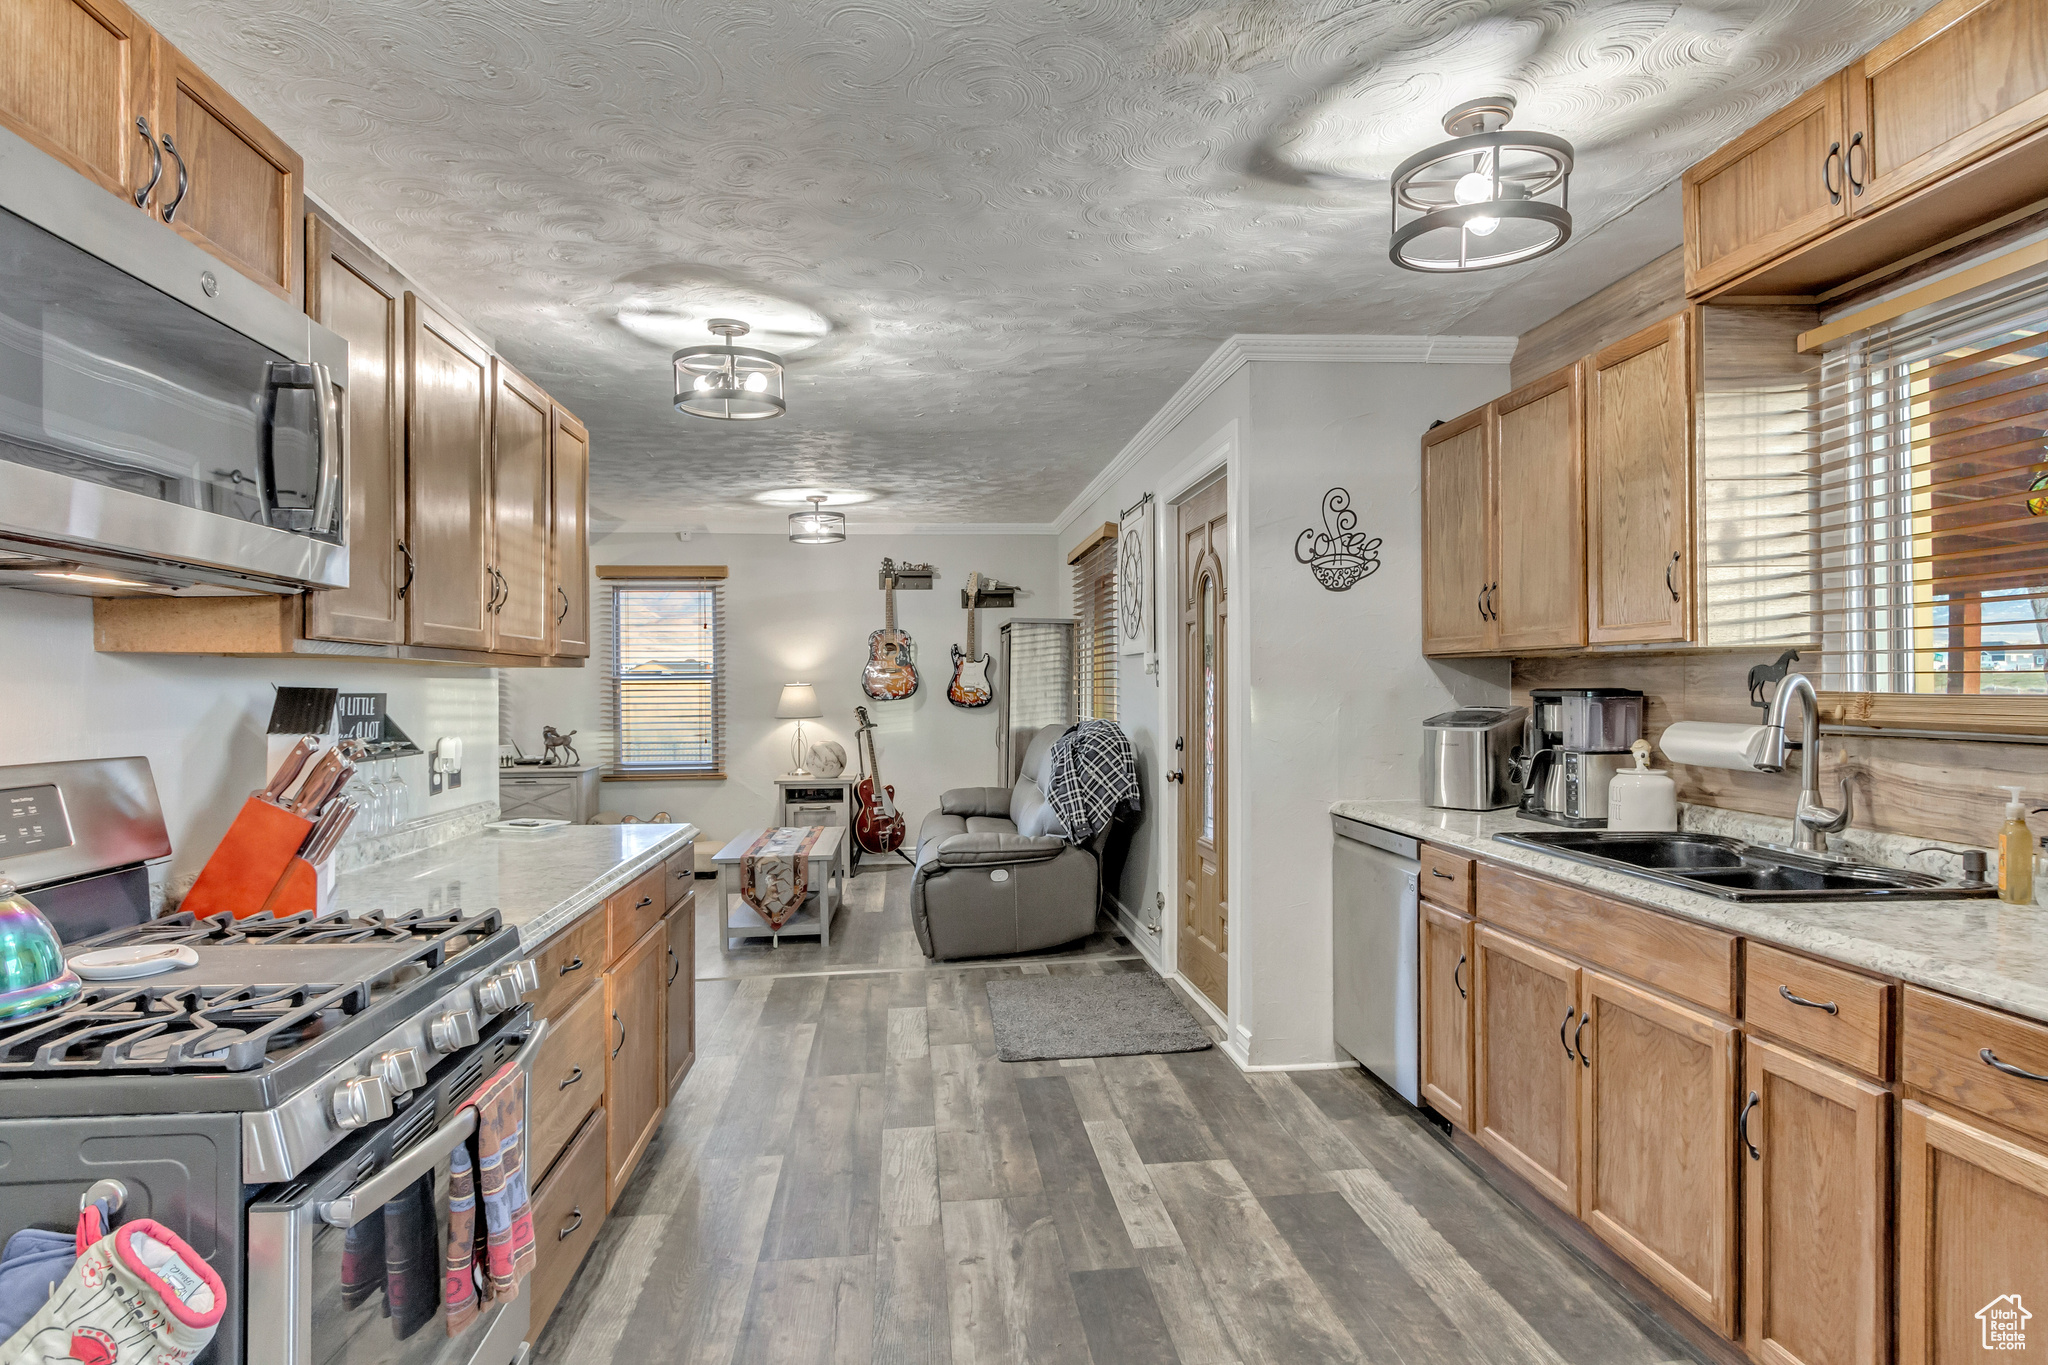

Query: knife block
[[258, 854, 335, 919], [181, 797, 314, 921]]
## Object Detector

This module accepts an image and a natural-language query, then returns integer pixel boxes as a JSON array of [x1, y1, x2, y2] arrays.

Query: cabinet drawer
[[1419, 845, 1474, 911], [501, 781, 578, 822], [1476, 862, 1738, 1016], [664, 842, 697, 911], [531, 913, 603, 1024], [1901, 986, 2048, 1145], [530, 1105, 607, 1337], [1743, 942, 1892, 1079], [606, 864, 667, 965], [530, 984, 606, 1178]]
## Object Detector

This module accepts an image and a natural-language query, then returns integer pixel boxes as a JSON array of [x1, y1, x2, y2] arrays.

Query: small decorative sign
[[335, 693, 387, 744], [1118, 495, 1154, 656], [1295, 488, 1382, 591]]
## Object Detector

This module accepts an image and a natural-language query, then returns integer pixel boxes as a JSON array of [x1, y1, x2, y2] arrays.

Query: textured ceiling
[[132, 0, 1935, 528]]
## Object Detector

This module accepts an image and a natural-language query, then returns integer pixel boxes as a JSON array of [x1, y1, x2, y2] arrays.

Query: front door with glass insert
[[1177, 477, 1228, 1012]]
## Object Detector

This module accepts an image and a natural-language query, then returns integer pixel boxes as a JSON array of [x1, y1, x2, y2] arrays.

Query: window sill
[[603, 770, 727, 781]]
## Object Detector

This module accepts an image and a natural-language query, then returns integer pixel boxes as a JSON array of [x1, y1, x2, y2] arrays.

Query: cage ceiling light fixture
[[673, 317, 786, 420], [788, 494, 846, 544], [1390, 96, 1573, 273]]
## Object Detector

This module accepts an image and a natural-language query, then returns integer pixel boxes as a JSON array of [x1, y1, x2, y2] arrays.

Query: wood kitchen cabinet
[[1421, 407, 1496, 655], [1419, 901, 1473, 1130], [549, 406, 592, 658], [1682, 73, 1850, 297], [0, 0, 159, 207], [406, 295, 494, 652], [1492, 365, 1586, 650], [487, 360, 553, 658], [1576, 969, 1738, 1338], [663, 890, 695, 1097], [1471, 924, 1580, 1211], [304, 211, 407, 645], [530, 1105, 607, 1336], [1586, 314, 1691, 645], [1742, 1037, 1891, 1365], [604, 921, 667, 1207]]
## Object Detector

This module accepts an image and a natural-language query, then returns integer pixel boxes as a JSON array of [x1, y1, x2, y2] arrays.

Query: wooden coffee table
[[711, 826, 848, 956]]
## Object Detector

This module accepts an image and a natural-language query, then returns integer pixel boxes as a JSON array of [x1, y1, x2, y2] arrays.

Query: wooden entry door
[[1177, 478, 1228, 1013]]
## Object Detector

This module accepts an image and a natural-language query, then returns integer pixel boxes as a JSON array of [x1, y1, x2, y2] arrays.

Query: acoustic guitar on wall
[[948, 571, 993, 708], [862, 559, 919, 701]]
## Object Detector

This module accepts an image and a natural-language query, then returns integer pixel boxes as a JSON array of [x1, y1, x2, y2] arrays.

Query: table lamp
[[777, 683, 823, 776]]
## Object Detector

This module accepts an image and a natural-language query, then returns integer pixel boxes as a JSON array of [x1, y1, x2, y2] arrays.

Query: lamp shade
[[776, 683, 822, 719]]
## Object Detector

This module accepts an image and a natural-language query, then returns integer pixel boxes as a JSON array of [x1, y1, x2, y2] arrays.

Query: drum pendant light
[[788, 494, 845, 543], [673, 318, 787, 420], [1390, 97, 1573, 273]]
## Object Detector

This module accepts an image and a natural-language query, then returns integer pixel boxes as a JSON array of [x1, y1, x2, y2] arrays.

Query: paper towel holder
[[1748, 650, 1801, 713]]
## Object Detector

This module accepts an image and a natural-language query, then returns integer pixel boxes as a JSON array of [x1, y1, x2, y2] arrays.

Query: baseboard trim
[[1238, 1058, 1362, 1073], [1106, 895, 1165, 974]]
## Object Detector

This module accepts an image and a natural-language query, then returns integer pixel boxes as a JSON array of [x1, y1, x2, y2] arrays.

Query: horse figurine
[[542, 726, 580, 765]]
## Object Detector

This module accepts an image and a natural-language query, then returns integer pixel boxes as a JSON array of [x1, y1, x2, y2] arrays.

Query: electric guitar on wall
[[861, 559, 920, 701], [852, 705, 907, 855], [947, 571, 993, 708]]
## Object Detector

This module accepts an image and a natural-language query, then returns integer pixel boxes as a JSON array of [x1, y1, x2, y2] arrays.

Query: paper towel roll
[[1659, 721, 1771, 771]]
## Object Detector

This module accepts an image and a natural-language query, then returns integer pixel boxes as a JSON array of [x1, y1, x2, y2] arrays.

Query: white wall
[[0, 589, 499, 888], [1058, 349, 1513, 1066], [502, 529, 1062, 851]]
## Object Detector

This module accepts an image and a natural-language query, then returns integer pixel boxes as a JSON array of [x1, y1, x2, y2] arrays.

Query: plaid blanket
[[1046, 720, 1140, 842]]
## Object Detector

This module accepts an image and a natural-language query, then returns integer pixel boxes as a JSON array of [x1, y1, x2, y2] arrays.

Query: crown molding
[[1050, 332, 1515, 534], [591, 518, 1057, 538]]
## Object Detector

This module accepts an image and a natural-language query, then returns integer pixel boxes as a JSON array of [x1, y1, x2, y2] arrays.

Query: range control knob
[[370, 1048, 427, 1094], [330, 1075, 393, 1130], [476, 960, 541, 1015], [427, 1010, 479, 1054]]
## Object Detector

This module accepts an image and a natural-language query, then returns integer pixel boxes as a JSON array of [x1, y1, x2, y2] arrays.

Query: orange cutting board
[[182, 797, 314, 921]]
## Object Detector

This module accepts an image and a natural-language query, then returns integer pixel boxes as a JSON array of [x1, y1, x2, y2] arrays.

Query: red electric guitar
[[852, 706, 906, 856], [861, 561, 919, 701]]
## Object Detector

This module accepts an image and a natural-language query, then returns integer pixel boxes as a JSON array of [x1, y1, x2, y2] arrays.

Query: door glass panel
[[1201, 570, 1217, 843]]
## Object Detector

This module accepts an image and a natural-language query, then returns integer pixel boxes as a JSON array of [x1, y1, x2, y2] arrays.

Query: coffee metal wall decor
[[1295, 487, 1382, 591]]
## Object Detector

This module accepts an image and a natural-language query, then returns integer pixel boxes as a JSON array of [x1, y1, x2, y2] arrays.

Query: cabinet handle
[[1488, 583, 1499, 620], [1476, 585, 1487, 622], [558, 1065, 583, 1091], [1453, 953, 1466, 1000], [1777, 983, 1838, 1015], [637, 896, 653, 909], [1665, 551, 1681, 602], [558, 955, 584, 976], [668, 945, 680, 986], [396, 542, 416, 600], [1574, 1012, 1590, 1067], [1982, 1048, 2048, 1084], [557, 1206, 583, 1241], [159, 134, 189, 223], [1822, 140, 1842, 206], [612, 1011, 625, 1058], [1560, 1006, 1577, 1060], [1738, 1090, 1760, 1159], [1429, 868, 1455, 880], [1846, 131, 1866, 195], [133, 117, 162, 208], [556, 584, 570, 623]]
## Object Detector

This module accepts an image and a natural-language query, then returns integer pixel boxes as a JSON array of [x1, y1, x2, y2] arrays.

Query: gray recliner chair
[[911, 724, 1118, 960]]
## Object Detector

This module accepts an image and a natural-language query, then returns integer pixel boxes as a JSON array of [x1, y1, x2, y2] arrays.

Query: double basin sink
[[1493, 830, 1996, 902]]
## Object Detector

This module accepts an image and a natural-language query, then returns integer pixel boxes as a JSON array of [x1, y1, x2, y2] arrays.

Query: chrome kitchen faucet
[[1754, 672, 1852, 855]]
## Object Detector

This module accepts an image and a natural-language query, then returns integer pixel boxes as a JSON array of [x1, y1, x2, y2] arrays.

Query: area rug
[[985, 973, 1214, 1062]]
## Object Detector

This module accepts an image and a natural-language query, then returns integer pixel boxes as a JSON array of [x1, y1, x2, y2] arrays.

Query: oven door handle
[[317, 1018, 549, 1228]]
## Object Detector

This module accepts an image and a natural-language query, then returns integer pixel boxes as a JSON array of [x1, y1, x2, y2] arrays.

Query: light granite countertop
[[1331, 799, 2048, 1026], [331, 823, 699, 949]]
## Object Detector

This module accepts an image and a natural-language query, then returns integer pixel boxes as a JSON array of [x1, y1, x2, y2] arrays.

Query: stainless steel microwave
[[0, 122, 349, 596]]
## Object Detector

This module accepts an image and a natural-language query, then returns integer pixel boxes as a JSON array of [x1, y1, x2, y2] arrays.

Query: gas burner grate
[[80, 907, 503, 965], [0, 979, 374, 1073]]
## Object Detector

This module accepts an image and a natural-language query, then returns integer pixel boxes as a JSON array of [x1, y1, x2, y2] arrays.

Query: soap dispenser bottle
[[1995, 787, 2034, 905]]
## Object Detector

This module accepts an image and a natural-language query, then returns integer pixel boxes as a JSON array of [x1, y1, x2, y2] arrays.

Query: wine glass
[[384, 760, 410, 830]]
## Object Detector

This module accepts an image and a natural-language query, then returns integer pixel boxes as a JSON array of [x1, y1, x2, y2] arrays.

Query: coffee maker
[[1517, 687, 1644, 826]]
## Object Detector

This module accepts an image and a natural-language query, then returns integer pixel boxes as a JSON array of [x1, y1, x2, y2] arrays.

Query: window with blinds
[[1817, 266, 2048, 697], [601, 581, 726, 775], [1072, 539, 1118, 721]]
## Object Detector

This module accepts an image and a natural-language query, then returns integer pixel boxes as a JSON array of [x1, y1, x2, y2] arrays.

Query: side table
[[712, 826, 848, 955]]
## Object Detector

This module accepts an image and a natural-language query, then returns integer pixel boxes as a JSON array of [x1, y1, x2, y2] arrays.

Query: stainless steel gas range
[[0, 760, 544, 1365]]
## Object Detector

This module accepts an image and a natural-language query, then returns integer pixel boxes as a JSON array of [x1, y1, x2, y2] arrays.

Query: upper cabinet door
[[1586, 314, 1692, 646], [1492, 365, 1586, 651], [489, 360, 553, 658], [549, 406, 592, 659], [0, 0, 158, 206], [152, 42, 303, 301], [1850, 0, 2048, 213], [406, 295, 493, 652], [1683, 73, 1850, 297], [304, 212, 406, 646], [1421, 407, 1497, 656]]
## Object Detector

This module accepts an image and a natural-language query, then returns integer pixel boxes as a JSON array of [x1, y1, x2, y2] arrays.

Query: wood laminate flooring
[[540, 866, 1702, 1365]]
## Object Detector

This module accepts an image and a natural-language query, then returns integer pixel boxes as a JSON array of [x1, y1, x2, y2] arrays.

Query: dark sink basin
[[1492, 829, 1992, 902]]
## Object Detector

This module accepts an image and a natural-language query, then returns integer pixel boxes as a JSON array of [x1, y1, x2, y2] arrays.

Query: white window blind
[[1817, 266, 2048, 696], [600, 580, 726, 775], [1073, 539, 1118, 722], [998, 619, 1076, 783]]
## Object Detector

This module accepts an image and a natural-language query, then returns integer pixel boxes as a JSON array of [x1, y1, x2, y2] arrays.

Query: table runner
[[739, 826, 825, 929]]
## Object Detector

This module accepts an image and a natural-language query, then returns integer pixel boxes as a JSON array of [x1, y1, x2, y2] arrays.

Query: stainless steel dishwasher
[[1333, 814, 1420, 1105]]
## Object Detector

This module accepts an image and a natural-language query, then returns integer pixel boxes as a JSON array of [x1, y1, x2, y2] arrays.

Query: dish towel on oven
[[383, 1174, 437, 1340], [442, 1054, 536, 1338], [739, 826, 824, 929], [442, 1146, 481, 1336]]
